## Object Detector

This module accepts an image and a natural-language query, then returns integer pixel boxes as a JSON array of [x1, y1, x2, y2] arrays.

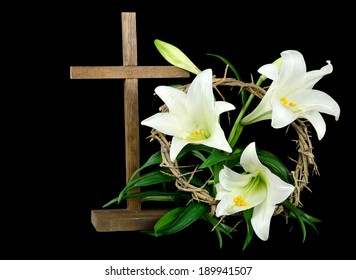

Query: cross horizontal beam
[[70, 66, 190, 79]]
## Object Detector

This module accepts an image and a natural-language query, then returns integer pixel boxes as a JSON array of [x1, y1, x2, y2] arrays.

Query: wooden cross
[[70, 12, 189, 232]]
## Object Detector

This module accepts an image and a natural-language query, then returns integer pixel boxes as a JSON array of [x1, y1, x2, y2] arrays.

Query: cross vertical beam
[[70, 12, 190, 231], [122, 12, 140, 211]]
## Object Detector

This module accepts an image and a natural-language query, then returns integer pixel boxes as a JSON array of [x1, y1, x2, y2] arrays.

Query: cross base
[[91, 208, 171, 231]]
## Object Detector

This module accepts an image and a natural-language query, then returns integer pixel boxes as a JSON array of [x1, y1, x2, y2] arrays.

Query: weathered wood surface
[[70, 66, 189, 79], [91, 209, 171, 232], [122, 12, 141, 211]]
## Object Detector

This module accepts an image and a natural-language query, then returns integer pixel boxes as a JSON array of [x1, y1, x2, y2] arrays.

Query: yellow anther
[[280, 97, 288, 105], [234, 195, 249, 207], [192, 130, 204, 138], [185, 129, 206, 141], [280, 96, 297, 108]]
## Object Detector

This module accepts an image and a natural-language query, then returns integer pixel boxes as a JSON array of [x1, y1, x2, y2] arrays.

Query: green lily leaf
[[178, 143, 213, 160], [284, 201, 307, 242], [145, 201, 210, 236], [242, 208, 254, 251], [207, 53, 247, 105], [283, 200, 321, 242], [124, 190, 191, 202], [199, 148, 243, 169], [128, 151, 162, 182], [153, 207, 185, 233], [134, 171, 175, 187], [199, 149, 228, 169], [202, 213, 237, 249], [214, 226, 223, 249], [257, 149, 293, 184], [102, 169, 175, 207]]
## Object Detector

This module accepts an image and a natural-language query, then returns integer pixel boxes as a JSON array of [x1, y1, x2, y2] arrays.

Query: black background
[[5, 1, 355, 260]]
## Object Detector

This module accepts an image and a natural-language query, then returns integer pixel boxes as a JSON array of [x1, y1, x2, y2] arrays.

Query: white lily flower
[[141, 69, 235, 161], [241, 50, 340, 140], [215, 142, 294, 241]]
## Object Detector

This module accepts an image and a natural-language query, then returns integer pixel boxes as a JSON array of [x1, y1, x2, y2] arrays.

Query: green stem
[[227, 76, 265, 149], [228, 94, 254, 148]]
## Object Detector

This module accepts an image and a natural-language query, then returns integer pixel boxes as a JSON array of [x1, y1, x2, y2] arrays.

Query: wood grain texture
[[91, 209, 171, 231], [70, 66, 189, 79], [122, 12, 141, 211]]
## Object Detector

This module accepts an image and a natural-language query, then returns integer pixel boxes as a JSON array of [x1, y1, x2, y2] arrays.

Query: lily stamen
[[191, 129, 205, 139], [234, 195, 249, 207], [280, 96, 297, 108]]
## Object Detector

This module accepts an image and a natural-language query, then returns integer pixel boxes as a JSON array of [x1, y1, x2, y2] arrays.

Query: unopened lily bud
[[154, 39, 201, 75]]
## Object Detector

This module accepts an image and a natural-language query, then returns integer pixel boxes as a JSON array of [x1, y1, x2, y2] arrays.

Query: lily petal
[[290, 89, 340, 120], [251, 202, 275, 241], [217, 165, 257, 192], [265, 170, 295, 205], [239, 95, 273, 125], [258, 63, 279, 81], [154, 85, 187, 115], [199, 123, 233, 153], [239, 142, 264, 172], [277, 50, 306, 91], [215, 101, 237, 115], [170, 137, 190, 162], [304, 60, 333, 89], [141, 113, 188, 137], [270, 95, 298, 128], [302, 111, 326, 140]]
